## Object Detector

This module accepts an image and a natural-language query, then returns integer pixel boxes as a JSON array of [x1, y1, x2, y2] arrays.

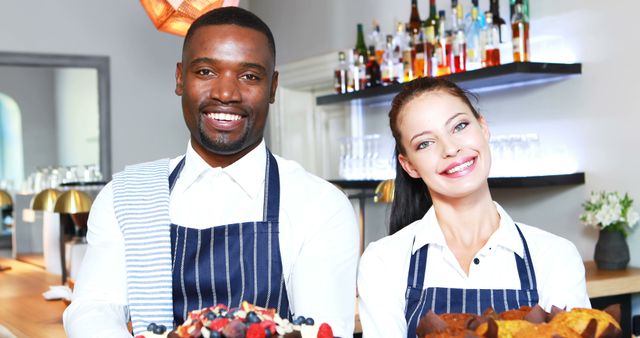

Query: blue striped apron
[[168, 149, 290, 325], [404, 224, 539, 338]]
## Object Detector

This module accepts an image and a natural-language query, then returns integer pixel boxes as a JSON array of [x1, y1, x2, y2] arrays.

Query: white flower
[[627, 210, 640, 229]]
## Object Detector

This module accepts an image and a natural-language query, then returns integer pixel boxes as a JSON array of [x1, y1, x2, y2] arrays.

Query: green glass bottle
[[355, 23, 368, 59]]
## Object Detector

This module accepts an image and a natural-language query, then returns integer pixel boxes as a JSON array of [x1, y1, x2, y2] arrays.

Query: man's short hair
[[183, 6, 276, 62]]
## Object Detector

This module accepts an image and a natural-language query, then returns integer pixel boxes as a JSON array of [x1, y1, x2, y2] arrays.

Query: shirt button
[[473, 258, 480, 265]]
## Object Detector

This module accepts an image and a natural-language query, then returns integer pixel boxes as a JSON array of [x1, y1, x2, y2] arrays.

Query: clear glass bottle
[[465, 6, 483, 71], [451, 0, 466, 73], [511, 3, 530, 62], [483, 12, 501, 67], [334, 51, 349, 94], [435, 10, 451, 76]]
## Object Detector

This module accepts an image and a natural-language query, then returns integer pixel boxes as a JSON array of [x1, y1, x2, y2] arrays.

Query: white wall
[[0, 67, 58, 176], [0, 0, 190, 174], [55, 68, 99, 168]]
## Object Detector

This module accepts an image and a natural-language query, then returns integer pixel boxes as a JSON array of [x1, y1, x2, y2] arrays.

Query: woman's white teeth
[[208, 113, 241, 121], [446, 159, 474, 174]]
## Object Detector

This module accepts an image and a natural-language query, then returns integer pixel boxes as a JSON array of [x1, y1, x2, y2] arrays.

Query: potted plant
[[580, 191, 639, 270]]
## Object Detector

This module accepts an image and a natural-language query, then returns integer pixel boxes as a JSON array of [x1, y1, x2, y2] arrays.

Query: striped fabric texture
[[112, 159, 174, 336], [168, 150, 291, 324], [404, 223, 540, 338]]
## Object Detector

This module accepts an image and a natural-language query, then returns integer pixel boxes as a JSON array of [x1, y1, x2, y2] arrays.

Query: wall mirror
[[0, 52, 111, 192]]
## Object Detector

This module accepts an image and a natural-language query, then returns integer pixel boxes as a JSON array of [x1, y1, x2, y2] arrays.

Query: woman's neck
[[431, 186, 500, 274]]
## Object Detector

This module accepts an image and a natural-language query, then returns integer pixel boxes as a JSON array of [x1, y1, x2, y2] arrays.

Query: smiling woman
[[356, 77, 591, 338]]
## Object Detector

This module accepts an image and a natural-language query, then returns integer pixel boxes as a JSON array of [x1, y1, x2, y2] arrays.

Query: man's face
[[175, 24, 278, 166]]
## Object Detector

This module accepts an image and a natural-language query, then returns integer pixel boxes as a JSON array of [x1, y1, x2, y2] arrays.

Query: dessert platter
[[136, 301, 334, 338], [416, 304, 622, 338]]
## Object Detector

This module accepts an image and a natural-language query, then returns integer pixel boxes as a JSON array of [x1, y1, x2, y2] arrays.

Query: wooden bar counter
[[1, 257, 638, 337], [0, 257, 67, 338], [585, 260, 640, 298]]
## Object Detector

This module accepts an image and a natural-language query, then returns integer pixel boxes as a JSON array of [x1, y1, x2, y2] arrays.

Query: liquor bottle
[[351, 52, 367, 91], [334, 51, 350, 94], [413, 30, 427, 78], [483, 12, 501, 67], [435, 10, 451, 76], [366, 45, 381, 88], [425, 0, 438, 40], [355, 23, 368, 59], [381, 35, 400, 85], [511, 2, 529, 62], [345, 49, 356, 92], [465, 6, 483, 71], [451, 0, 466, 73], [408, 0, 422, 41], [394, 22, 414, 82], [368, 20, 385, 65], [489, 0, 506, 43]]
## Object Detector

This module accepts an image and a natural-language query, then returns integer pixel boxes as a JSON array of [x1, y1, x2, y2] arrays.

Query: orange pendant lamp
[[140, 0, 240, 36]]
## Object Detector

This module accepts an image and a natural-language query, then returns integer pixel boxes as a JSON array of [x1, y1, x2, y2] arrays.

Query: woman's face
[[397, 90, 492, 200]]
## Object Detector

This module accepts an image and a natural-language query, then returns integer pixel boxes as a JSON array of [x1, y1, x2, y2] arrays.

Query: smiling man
[[63, 7, 359, 338]]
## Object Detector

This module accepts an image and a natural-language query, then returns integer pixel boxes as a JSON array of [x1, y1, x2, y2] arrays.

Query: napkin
[[42, 285, 72, 301]]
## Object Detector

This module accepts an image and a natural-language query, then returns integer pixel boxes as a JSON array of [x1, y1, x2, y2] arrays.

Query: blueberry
[[225, 311, 235, 319], [246, 311, 261, 323], [152, 324, 166, 334], [206, 312, 217, 320], [146, 323, 157, 332], [304, 317, 315, 326], [292, 316, 305, 325], [264, 328, 272, 337], [210, 331, 221, 338]]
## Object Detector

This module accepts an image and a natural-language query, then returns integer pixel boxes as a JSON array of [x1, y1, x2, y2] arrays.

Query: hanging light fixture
[[0, 190, 12, 208], [31, 189, 62, 212], [140, 0, 240, 36], [54, 190, 93, 214], [374, 179, 395, 204]]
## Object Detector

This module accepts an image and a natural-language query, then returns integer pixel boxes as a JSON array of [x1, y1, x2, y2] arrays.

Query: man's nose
[[211, 74, 241, 103]]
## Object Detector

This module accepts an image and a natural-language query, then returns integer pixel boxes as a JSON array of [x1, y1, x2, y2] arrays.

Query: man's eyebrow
[[188, 58, 268, 73], [239, 62, 267, 73]]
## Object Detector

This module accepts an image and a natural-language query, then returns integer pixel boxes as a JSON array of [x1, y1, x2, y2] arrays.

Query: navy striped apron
[[404, 224, 539, 338], [168, 149, 290, 325]]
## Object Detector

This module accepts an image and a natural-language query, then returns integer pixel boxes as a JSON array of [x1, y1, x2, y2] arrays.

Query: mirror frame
[[0, 51, 111, 180]]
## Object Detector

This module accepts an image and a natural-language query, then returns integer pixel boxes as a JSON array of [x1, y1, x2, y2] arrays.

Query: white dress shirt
[[64, 140, 359, 338], [357, 202, 590, 338]]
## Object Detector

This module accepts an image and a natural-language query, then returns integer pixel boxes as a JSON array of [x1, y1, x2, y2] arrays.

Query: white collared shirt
[[357, 202, 590, 338], [64, 140, 359, 338]]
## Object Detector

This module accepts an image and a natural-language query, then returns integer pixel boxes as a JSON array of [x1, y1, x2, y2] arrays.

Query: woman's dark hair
[[388, 77, 480, 235]]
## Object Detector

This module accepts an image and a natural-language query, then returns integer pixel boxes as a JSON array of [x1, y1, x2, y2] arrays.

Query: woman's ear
[[398, 153, 421, 179], [478, 115, 490, 141]]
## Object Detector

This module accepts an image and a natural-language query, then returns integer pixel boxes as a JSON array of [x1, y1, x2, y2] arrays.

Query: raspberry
[[246, 323, 266, 338], [317, 323, 334, 338]]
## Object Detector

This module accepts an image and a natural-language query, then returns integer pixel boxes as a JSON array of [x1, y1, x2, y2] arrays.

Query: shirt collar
[[178, 140, 267, 200], [411, 202, 525, 258]]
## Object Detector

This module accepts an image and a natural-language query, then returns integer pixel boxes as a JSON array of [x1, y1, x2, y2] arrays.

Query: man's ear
[[175, 62, 183, 96], [398, 153, 421, 179], [269, 71, 279, 104]]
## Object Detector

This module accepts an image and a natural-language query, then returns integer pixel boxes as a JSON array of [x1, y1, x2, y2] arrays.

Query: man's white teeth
[[208, 113, 242, 121], [446, 159, 474, 174]]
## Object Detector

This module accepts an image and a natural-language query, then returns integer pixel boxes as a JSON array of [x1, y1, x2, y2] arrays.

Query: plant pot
[[594, 229, 630, 270]]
